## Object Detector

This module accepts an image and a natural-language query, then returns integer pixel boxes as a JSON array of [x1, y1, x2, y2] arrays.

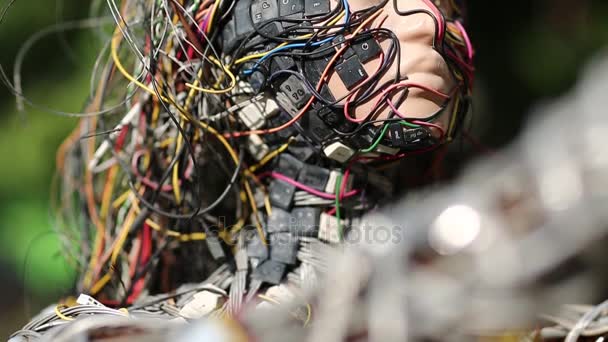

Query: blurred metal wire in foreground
[[10, 50, 608, 342]]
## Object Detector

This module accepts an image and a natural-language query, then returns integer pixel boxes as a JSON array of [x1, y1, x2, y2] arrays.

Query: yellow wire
[[144, 217, 207, 241], [249, 137, 294, 173], [172, 125, 183, 204], [112, 189, 131, 209], [111, 27, 248, 182], [446, 94, 461, 142], [55, 305, 74, 321], [233, 11, 345, 65], [89, 206, 136, 295], [90, 273, 112, 295], [159, 137, 175, 148], [100, 165, 119, 219], [184, 57, 236, 94], [244, 180, 267, 245]]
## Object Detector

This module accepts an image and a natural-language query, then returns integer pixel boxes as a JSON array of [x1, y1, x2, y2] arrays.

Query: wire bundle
[[3, 0, 473, 318]]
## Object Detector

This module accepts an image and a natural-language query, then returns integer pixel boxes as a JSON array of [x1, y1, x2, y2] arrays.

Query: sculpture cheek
[[392, 12, 437, 46]]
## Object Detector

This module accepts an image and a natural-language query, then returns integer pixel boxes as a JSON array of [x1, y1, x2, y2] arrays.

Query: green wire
[[360, 121, 421, 154], [335, 173, 343, 242]]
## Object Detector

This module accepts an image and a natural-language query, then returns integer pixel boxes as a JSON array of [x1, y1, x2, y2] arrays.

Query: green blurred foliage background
[[0, 0, 606, 338]]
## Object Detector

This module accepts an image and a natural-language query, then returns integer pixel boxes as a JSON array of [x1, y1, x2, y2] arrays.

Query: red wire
[[343, 52, 386, 123], [224, 12, 383, 138]]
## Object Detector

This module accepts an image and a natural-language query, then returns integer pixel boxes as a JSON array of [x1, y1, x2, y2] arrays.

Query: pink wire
[[422, 0, 445, 43], [454, 20, 473, 61], [266, 172, 360, 200], [132, 150, 178, 192], [381, 82, 450, 120]]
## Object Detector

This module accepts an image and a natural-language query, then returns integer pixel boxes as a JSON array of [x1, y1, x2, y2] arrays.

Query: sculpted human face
[[326, 0, 457, 134]]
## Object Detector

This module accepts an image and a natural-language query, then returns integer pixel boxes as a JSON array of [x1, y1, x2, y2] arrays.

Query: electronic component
[[238, 98, 279, 129], [253, 259, 287, 285], [286, 135, 315, 162], [299, 109, 334, 143], [270, 232, 299, 264], [247, 233, 269, 260], [206, 235, 226, 260], [297, 164, 330, 191], [304, 0, 330, 17], [179, 290, 224, 319], [269, 179, 296, 210], [279, 0, 304, 17], [352, 37, 382, 63], [275, 153, 303, 179], [266, 207, 293, 233], [279, 75, 311, 109], [271, 55, 296, 74], [374, 143, 400, 155], [318, 213, 342, 243], [388, 124, 432, 147], [251, 0, 280, 25], [291, 207, 321, 236], [324, 170, 341, 193], [234, 0, 255, 38], [248, 134, 271, 161], [264, 111, 299, 145], [335, 55, 368, 89], [333, 35, 356, 61], [323, 142, 355, 163]]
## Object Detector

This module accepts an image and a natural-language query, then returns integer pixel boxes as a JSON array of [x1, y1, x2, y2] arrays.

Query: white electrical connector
[[323, 142, 355, 163], [247, 134, 270, 161], [318, 213, 343, 244], [374, 144, 399, 155], [76, 294, 106, 307], [238, 98, 279, 129], [179, 290, 224, 319]]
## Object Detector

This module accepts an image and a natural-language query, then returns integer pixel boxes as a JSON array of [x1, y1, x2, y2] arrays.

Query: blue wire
[[243, 37, 333, 75], [243, 1, 351, 75], [342, 0, 350, 24]]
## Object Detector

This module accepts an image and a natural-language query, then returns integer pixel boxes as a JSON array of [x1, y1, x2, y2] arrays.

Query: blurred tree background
[[0, 0, 606, 338]]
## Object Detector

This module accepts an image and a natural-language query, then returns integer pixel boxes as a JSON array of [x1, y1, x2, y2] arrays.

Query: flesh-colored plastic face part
[[326, 0, 456, 134]]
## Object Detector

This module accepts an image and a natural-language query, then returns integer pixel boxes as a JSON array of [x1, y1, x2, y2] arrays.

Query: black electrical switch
[[251, 0, 279, 25], [335, 55, 368, 89], [389, 123, 406, 147], [270, 232, 298, 264], [404, 127, 431, 143], [299, 110, 334, 143], [353, 37, 382, 63], [304, 0, 330, 17], [269, 179, 296, 210], [271, 55, 296, 74], [297, 164, 330, 191], [291, 207, 321, 236], [280, 75, 311, 109], [276, 153, 303, 179], [266, 207, 293, 233], [235, 0, 255, 37], [279, 0, 304, 17], [247, 233, 269, 260]]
